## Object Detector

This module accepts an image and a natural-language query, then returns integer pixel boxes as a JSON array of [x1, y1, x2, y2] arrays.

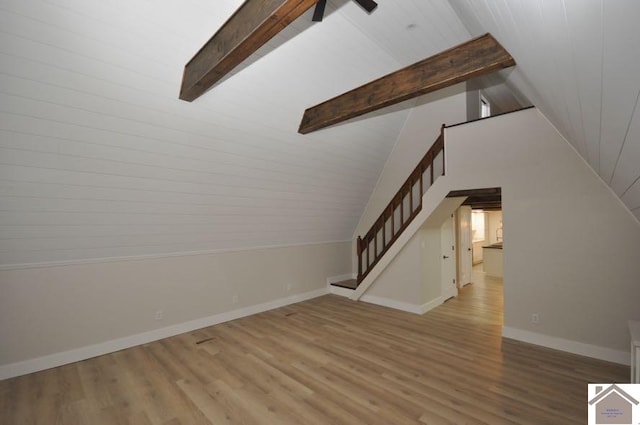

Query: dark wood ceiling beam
[[180, 0, 318, 102], [470, 205, 502, 211], [298, 33, 515, 134], [463, 200, 502, 208], [447, 188, 502, 210], [463, 195, 502, 204], [447, 187, 501, 198]]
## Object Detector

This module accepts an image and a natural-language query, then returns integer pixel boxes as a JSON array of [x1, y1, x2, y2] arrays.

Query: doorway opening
[[480, 94, 491, 118], [447, 187, 504, 322], [471, 209, 486, 265]]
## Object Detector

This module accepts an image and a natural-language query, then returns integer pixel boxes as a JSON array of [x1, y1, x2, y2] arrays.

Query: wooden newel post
[[357, 236, 363, 282]]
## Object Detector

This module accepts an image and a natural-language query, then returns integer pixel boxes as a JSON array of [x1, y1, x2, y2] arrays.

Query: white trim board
[[502, 327, 629, 366], [419, 296, 444, 315], [0, 288, 329, 381], [360, 295, 444, 315], [0, 240, 351, 271]]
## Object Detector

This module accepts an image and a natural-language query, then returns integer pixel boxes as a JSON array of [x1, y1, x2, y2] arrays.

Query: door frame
[[456, 206, 473, 288], [440, 214, 457, 300]]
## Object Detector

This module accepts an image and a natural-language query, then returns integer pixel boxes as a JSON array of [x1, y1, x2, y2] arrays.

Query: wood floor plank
[[0, 269, 629, 424], [175, 379, 234, 425]]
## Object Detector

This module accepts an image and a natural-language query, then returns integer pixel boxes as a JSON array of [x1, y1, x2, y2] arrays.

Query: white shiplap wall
[[8, 0, 596, 268], [450, 0, 640, 223], [0, 0, 424, 266]]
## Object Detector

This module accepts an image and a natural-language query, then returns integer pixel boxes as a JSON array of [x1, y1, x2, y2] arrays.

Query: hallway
[[438, 262, 504, 328]]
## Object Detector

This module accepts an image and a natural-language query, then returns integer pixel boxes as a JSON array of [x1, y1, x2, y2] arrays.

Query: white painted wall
[[421, 226, 443, 303], [444, 108, 640, 356], [364, 225, 444, 312], [365, 231, 423, 304], [352, 84, 468, 272], [0, 241, 350, 378], [355, 107, 638, 362]]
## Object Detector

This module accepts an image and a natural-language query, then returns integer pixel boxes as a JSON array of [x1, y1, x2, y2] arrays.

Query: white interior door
[[457, 206, 473, 288], [441, 215, 457, 300]]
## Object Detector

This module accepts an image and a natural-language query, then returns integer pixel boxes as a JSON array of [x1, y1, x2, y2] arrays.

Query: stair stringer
[[351, 176, 465, 301]]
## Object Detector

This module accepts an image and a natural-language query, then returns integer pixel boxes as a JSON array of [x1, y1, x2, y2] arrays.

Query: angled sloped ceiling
[[0, 0, 472, 266], [449, 0, 640, 223]]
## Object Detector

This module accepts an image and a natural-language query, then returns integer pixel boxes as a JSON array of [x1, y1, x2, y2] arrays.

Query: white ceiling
[[0, 0, 637, 266]]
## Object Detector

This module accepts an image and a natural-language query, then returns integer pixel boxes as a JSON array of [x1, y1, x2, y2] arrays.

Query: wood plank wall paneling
[[335, 0, 470, 63], [0, 0, 428, 266], [11, 0, 638, 266], [0, 276, 628, 424]]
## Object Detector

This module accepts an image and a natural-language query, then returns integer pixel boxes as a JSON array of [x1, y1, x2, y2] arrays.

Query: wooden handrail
[[357, 125, 446, 283]]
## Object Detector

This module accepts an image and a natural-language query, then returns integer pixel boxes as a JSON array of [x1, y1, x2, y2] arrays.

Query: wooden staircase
[[330, 125, 447, 292]]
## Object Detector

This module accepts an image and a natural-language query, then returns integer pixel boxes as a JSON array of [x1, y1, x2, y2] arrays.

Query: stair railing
[[357, 125, 446, 283]]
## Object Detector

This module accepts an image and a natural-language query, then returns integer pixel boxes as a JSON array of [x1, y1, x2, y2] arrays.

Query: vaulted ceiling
[[449, 0, 640, 222], [0, 0, 637, 266]]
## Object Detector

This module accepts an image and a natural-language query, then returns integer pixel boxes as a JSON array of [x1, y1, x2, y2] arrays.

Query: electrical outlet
[[155, 310, 163, 321], [531, 313, 540, 324], [286, 283, 292, 292], [232, 295, 238, 304]]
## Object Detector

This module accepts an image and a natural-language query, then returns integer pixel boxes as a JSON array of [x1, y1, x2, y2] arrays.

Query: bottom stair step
[[330, 279, 358, 290]]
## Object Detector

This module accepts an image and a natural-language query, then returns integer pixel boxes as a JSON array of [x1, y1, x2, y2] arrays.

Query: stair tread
[[330, 279, 358, 290]]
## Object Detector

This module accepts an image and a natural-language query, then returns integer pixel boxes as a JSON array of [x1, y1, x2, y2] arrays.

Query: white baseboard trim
[[360, 295, 421, 314], [0, 288, 329, 381], [502, 326, 630, 366], [419, 296, 444, 314], [359, 295, 444, 315]]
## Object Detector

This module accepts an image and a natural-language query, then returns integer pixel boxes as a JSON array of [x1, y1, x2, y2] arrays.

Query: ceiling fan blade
[[312, 0, 327, 22], [353, 0, 378, 13]]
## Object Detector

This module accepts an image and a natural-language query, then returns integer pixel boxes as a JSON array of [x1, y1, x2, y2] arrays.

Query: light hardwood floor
[[0, 271, 628, 424]]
